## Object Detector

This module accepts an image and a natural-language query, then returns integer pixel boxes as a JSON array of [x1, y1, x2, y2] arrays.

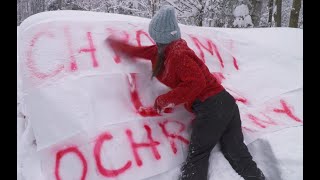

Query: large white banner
[[18, 11, 302, 180]]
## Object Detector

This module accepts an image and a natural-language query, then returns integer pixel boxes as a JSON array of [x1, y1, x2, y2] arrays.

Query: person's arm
[[106, 37, 157, 61], [154, 54, 206, 111]]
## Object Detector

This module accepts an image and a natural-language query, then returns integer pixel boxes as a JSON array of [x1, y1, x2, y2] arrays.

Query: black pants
[[180, 90, 265, 180]]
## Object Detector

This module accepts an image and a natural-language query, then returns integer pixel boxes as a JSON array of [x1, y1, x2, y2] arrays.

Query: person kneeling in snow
[[106, 5, 265, 180]]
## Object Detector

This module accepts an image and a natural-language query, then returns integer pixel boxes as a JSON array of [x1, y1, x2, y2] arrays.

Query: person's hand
[[138, 106, 158, 116], [105, 36, 121, 49], [154, 96, 174, 114]]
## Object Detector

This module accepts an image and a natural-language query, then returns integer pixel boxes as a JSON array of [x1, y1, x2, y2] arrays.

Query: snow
[[138, 126, 303, 180], [208, 126, 303, 180], [17, 11, 302, 180]]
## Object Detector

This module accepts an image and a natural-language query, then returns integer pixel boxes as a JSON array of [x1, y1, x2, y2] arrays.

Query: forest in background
[[17, 0, 303, 28]]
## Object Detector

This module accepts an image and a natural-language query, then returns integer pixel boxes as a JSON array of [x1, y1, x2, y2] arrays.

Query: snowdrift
[[17, 11, 303, 180]]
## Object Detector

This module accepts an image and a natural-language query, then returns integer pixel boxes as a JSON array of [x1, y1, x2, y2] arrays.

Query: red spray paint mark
[[115, 31, 130, 64], [229, 40, 239, 70], [233, 57, 239, 70], [210, 40, 224, 68], [158, 120, 190, 154], [225, 87, 249, 105], [212, 73, 248, 104], [235, 98, 248, 104], [273, 99, 302, 122], [127, 73, 160, 117], [114, 31, 129, 64], [26, 31, 64, 79], [212, 72, 225, 84], [247, 113, 277, 128], [55, 146, 87, 180], [242, 126, 256, 132], [94, 132, 132, 177], [107, 28, 130, 64], [136, 30, 155, 47], [247, 114, 265, 128], [128, 23, 138, 27], [79, 32, 99, 67], [189, 35, 224, 68], [261, 113, 278, 125], [122, 31, 130, 43], [126, 125, 161, 166], [63, 27, 78, 71], [190, 36, 211, 63], [113, 55, 121, 64], [106, 28, 129, 39]]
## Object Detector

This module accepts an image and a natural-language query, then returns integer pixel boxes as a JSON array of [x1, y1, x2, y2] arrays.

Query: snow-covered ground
[[17, 11, 302, 180]]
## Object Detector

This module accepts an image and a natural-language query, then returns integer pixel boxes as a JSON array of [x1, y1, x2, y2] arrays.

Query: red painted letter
[[189, 35, 224, 67], [107, 28, 130, 63], [212, 72, 225, 84], [158, 120, 189, 154], [247, 113, 277, 128], [229, 40, 239, 70], [242, 126, 256, 133], [78, 32, 99, 67], [127, 73, 160, 117], [233, 57, 239, 70], [126, 125, 161, 166], [94, 132, 132, 177], [136, 30, 155, 47], [27, 31, 64, 79], [64, 27, 78, 71], [225, 87, 248, 105], [55, 147, 87, 180], [273, 99, 302, 122]]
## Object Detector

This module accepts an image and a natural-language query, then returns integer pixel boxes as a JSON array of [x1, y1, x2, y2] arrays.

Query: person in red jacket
[[106, 5, 265, 180]]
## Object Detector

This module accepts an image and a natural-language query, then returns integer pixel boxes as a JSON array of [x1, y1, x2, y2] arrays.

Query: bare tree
[[268, 0, 274, 27], [250, 0, 263, 27], [58, 0, 62, 9], [274, 0, 282, 27], [289, 0, 301, 27]]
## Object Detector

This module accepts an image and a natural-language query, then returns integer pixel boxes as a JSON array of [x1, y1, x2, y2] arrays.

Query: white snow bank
[[146, 126, 303, 180], [17, 11, 302, 180]]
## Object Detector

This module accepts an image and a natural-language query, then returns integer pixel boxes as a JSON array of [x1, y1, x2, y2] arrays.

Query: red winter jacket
[[107, 38, 224, 112]]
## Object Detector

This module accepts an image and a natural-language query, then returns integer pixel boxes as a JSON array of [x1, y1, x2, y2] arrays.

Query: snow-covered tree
[[233, 1, 253, 28], [158, 0, 232, 27], [258, 0, 302, 28], [17, 0, 29, 25], [47, 0, 85, 11], [17, 0, 45, 25]]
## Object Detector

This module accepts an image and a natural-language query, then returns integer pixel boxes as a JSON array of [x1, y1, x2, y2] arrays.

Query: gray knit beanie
[[148, 5, 181, 44]]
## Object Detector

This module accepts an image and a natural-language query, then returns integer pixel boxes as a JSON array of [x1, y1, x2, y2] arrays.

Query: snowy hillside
[[17, 11, 302, 180]]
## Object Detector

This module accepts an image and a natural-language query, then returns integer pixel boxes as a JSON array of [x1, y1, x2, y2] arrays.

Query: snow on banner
[[18, 11, 302, 180]]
